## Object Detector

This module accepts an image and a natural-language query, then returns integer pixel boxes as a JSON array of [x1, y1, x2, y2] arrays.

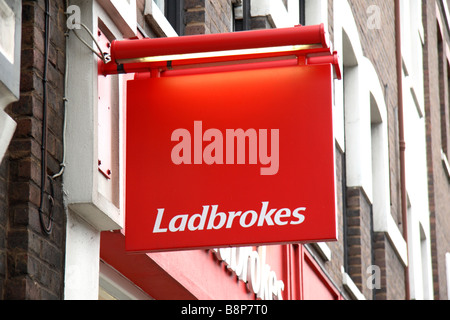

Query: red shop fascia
[[99, 24, 343, 300]]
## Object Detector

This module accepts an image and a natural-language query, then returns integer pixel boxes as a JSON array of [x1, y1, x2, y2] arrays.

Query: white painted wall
[[305, 0, 328, 30], [0, 0, 21, 164], [0, 100, 16, 164], [65, 0, 125, 232], [251, 0, 300, 28], [64, 210, 101, 300], [64, 0, 137, 300]]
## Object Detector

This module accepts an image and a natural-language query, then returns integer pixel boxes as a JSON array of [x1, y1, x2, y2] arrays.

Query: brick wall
[[133, 0, 426, 301], [321, 147, 348, 298], [183, 0, 270, 35], [0, 0, 445, 301], [346, 187, 375, 299], [344, 0, 406, 300], [323, 0, 406, 300], [185, 0, 233, 35], [423, 0, 450, 300], [0, 159, 7, 298], [1, 0, 66, 299], [372, 232, 406, 300], [347, 0, 401, 226], [107, 0, 449, 301]]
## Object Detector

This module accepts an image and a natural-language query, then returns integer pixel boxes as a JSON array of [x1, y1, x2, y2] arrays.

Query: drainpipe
[[395, 0, 410, 300]]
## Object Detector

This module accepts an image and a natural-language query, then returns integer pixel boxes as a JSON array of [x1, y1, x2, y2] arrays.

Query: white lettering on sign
[[171, 121, 280, 175], [212, 246, 285, 300], [153, 202, 306, 233]]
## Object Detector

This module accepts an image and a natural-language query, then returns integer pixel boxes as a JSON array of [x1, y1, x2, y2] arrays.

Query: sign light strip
[[116, 44, 322, 64], [100, 24, 341, 76]]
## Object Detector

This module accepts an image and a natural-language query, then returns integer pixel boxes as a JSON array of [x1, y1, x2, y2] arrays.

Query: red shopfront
[[98, 24, 342, 300], [100, 232, 342, 300]]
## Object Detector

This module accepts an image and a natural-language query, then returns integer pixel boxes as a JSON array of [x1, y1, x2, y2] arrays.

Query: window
[[98, 0, 137, 37], [233, 0, 251, 31], [0, 0, 15, 63], [299, 0, 305, 25], [165, 0, 185, 35], [233, 0, 305, 31], [154, 0, 164, 10], [446, 252, 450, 299], [155, 0, 184, 35], [438, 25, 448, 156], [447, 59, 450, 158], [436, 13, 450, 179]]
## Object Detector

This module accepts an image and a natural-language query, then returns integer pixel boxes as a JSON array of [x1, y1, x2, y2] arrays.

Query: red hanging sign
[[125, 63, 337, 252]]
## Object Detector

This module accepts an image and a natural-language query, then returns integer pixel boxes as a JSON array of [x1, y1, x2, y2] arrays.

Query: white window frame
[[0, 0, 21, 164], [97, 0, 137, 37], [401, 0, 425, 117], [251, 0, 301, 28], [0, 0, 15, 63], [305, 0, 328, 30], [144, 0, 178, 37]]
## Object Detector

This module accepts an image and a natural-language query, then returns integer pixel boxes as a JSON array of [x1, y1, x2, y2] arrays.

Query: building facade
[[423, 0, 450, 300], [0, 0, 448, 300]]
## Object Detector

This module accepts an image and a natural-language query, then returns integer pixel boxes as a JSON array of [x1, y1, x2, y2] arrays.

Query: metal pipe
[[395, 0, 410, 300], [242, 0, 251, 31], [109, 24, 329, 63], [307, 51, 341, 79], [100, 24, 335, 76], [39, 0, 53, 235]]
